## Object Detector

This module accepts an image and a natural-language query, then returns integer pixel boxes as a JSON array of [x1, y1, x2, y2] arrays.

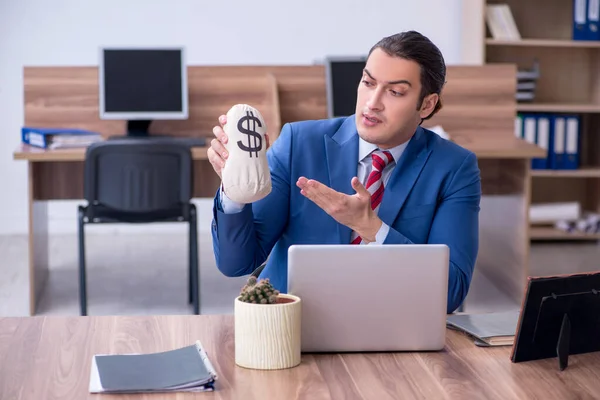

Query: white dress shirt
[[355, 137, 408, 243], [219, 136, 410, 243]]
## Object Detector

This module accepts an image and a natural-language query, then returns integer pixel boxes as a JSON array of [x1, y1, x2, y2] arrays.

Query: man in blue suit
[[209, 31, 481, 313]]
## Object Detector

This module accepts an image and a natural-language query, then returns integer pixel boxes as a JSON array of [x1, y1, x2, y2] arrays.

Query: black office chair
[[78, 139, 199, 316]]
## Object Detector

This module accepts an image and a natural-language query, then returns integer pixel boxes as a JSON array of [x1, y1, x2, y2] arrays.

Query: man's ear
[[419, 93, 439, 120]]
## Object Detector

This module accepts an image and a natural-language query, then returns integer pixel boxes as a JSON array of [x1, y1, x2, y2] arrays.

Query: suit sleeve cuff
[[367, 221, 390, 245], [220, 186, 245, 214]]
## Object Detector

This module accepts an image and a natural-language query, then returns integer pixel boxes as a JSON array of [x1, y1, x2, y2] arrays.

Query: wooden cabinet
[[476, 0, 600, 240]]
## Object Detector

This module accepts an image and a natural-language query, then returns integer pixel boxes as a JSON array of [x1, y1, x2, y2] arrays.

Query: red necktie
[[351, 149, 394, 244]]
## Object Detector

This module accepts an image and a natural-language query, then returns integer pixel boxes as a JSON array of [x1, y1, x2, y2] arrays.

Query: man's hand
[[296, 176, 382, 243]]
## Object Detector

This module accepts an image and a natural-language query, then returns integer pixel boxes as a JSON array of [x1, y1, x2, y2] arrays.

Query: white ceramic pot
[[234, 293, 301, 370]]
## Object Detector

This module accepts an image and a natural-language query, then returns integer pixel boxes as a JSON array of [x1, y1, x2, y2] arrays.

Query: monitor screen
[[99, 48, 188, 120], [325, 57, 367, 118]]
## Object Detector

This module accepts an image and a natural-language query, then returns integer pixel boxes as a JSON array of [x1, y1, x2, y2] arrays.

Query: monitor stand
[[122, 119, 206, 147], [127, 120, 152, 137]]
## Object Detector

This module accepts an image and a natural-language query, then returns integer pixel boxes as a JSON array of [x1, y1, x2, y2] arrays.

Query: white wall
[[0, 0, 465, 235]]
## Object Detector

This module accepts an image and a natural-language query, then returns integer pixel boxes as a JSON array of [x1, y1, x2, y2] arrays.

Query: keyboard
[[108, 135, 207, 147], [171, 137, 207, 147]]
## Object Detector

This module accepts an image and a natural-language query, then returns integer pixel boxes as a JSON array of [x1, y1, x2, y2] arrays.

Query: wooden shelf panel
[[487, 38, 600, 48], [531, 168, 600, 178], [517, 103, 600, 113], [530, 227, 600, 241], [450, 136, 545, 159]]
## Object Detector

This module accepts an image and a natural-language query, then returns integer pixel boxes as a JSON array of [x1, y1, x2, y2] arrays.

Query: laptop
[[287, 244, 449, 353]]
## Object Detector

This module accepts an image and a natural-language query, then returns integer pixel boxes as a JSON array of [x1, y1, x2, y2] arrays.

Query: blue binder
[[564, 116, 580, 170], [521, 114, 537, 169], [550, 115, 566, 169], [574, 0, 590, 40], [532, 114, 551, 170], [21, 126, 101, 149], [588, 0, 600, 40]]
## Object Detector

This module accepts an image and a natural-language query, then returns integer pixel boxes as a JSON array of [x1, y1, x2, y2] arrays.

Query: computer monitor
[[324, 56, 367, 118], [99, 47, 188, 136]]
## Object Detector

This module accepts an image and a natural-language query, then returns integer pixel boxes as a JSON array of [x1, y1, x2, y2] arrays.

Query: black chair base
[[78, 204, 200, 316]]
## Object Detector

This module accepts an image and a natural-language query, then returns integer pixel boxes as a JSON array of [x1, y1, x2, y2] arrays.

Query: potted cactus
[[234, 276, 302, 370]]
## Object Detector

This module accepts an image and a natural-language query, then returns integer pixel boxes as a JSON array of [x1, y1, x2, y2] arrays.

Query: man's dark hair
[[368, 31, 446, 121]]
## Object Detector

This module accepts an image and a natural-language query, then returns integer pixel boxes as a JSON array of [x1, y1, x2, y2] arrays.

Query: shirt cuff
[[219, 186, 245, 214], [367, 221, 390, 245]]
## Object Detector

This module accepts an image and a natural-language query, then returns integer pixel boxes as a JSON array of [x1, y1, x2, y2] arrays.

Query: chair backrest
[[84, 139, 193, 214]]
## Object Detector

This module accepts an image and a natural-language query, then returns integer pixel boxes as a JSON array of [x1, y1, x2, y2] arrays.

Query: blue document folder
[[21, 126, 102, 149]]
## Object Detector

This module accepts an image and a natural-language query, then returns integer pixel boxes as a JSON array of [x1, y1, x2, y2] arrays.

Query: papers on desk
[[89, 340, 217, 394], [447, 310, 520, 347]]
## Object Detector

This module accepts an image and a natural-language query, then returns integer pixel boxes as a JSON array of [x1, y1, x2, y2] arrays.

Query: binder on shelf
[[564, 116, 580, 169], [532, 114, 551, 170], [588, 0, 600, 40], [522, 114, 536, 145], [551, 115, 566, 169], [522, 113, 550, 169], [573, 0, 589, 40], [519, 113, 580, 171], [22, 126, 102, 149], [514, 113, 523, 139]]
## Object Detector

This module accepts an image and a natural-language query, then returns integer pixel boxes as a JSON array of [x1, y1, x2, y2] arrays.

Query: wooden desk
[[13, 143, 211, 162], [13, 143, 221, 317], [0, 315, 598, 400]]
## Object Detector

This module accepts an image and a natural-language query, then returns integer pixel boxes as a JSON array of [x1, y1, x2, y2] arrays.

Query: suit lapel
[[324, 117, 359, 244], [378, 126, 432, 226]]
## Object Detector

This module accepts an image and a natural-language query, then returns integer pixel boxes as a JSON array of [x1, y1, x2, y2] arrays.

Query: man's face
[[354, 48, 437, 149]]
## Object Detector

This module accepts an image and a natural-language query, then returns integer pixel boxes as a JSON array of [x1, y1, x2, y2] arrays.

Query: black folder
[[89, 341, 217, 393], [511, 271, 600, 370]]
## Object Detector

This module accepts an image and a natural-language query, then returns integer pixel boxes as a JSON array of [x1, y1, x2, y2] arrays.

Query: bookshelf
[[479, 0, 600, 241], [486, 38, 600, 48]]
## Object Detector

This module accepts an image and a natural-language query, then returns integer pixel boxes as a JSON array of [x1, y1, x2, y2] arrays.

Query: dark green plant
[[239, 276, 280, 304]]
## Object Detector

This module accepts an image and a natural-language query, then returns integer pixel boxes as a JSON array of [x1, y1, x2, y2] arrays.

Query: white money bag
[[221, 104, 272, 203]]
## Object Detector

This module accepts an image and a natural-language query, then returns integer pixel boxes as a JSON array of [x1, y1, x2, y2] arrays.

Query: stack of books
[[516, 61, 540, 103]]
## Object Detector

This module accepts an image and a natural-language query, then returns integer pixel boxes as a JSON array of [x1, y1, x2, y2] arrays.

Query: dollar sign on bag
[[237, 111, 263, 158]]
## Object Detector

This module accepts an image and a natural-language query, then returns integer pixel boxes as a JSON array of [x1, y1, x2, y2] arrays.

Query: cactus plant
[[239, 276, 280, 304]]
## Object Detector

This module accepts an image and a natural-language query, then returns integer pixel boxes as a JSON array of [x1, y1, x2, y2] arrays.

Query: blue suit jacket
[[211, 116, 481, 313]]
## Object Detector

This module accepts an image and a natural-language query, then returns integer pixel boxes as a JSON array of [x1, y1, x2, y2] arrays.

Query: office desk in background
[[12, 143, 219, 317], [0, 314, 598, 400], [13, 63, 545, 316]]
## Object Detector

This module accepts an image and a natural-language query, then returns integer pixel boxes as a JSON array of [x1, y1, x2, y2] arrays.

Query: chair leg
[[188, 230, 193, 304], [78, 206, 87, 316], [189, 205, 200, 315]]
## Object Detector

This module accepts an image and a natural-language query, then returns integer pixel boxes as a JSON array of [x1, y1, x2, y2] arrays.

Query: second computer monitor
[[99, 47, 188, 136], [325, 56, 367, 118]]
